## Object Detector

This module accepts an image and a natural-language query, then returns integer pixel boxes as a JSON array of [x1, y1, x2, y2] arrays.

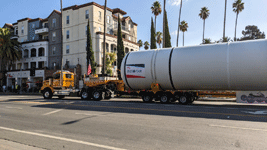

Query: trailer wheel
[[142, 93, 153, 103], [58, 96, 65, 99], [43, 89, 53, 99], [179, 96, 189, 104], [160, 94, 170, 104], [92, 90, 104, 101], [81, 90, 90, 100]]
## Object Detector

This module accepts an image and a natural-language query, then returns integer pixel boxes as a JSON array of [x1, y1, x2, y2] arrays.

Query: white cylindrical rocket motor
[[121, 39, 267, 91]]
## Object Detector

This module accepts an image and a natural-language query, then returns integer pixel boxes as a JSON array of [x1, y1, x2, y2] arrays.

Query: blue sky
[[1, 0, 266, 49]]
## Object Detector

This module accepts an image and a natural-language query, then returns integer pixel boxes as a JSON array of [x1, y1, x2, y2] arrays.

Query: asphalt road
[[0, 95, 266, 150]]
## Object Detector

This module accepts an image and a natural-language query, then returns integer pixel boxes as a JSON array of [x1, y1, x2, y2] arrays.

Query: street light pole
[[60, 0, 64, 87]]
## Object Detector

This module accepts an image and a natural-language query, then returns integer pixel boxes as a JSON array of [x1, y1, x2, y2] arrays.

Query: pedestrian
[[3, 85, 6, 93], [15, 84, 18, 93], [12, 84, 14, 93]]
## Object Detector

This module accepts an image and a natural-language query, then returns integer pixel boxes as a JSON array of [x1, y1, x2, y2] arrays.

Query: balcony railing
[[35, 26, 49, 35]]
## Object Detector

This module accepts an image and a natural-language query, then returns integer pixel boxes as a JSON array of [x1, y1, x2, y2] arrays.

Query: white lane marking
[[0, 126, 126, 150], [75, 113, 95, 116], [43, 109, 63, 116], [209, 124, 267, 132], [6, 106, 22, 110], [242, 111, 267, 115]]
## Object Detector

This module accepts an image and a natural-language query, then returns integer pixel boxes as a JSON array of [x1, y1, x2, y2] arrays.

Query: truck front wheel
[[43, 90, 53, 99], [81, 90, 90, 100], [142, 94, 153, 103]]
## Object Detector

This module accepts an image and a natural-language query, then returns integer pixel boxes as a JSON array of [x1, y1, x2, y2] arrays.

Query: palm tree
[[176, 0, 182, 47], [151, 1, 162, 31], [199, 7, 210, 43], [203, 38, 212, 44], [144, 41, 150, 50], [179, 21, 188, 46], [0, 28, 22, 71], [137, 39, 143, 49], [156, 31, 162, 48], [233, 0, 244, 41]]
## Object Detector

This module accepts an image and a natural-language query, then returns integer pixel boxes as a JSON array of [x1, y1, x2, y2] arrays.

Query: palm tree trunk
[[203, 19, 205, 43], [234, 12, 239, 41], [223, 0, 227, 39], [155, 16, 157, 32], [163, 0, 166, 48], [176, 0, 182, 47], [102, 0, 107, 75], [183, 32, 185, 46]]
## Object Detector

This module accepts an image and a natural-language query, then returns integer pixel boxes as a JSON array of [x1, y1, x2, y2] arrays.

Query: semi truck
[[41, 39, 267, 104]]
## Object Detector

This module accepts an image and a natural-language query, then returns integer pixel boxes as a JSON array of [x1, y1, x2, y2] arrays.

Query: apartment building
[[2, 1, 138, 89], [62, 2, 139, 75]]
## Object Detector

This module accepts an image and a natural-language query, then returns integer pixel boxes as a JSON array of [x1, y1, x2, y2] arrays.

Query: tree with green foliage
[[199, 7, 210, 43], [216, 36, 232, 43], [144, 41, 150, 50], [202, 38, 212, 44], [156, 31, 162, 48], [179, 20, 188, 46], [117, 15, 125, 80], [163, 10, 172, 48], [0, 28, 22, 72], [86, 19, 96, 74], [150, 18, 157, 49], [151, 1, 162, 31], [105, 52, 116, 76], [233, 0, 244, 41], [239, 25, 265, 41], [137, 39, 143, 49]]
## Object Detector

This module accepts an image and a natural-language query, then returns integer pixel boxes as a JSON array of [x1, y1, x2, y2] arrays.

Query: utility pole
[[176, 0, 182, 47], [162, 0, 166, 48], [223, 0, 227, 40], [102, 0, 107, 77], [60, 0, 64, 87]]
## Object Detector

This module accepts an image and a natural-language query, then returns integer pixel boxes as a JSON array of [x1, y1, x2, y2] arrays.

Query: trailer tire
[[142, 93, 153, 103], [81, 90, 90, 100], [43, 89, 53, 99], [58, 96, 65, 99], [179, 96, 189, 104], [160, 93, 170, 104], [92, 90, 104, 101]]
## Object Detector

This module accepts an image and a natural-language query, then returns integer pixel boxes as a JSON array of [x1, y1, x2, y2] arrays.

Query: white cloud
[[168, 0, 188, 6]]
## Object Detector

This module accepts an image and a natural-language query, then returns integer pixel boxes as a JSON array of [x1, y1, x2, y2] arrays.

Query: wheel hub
[[45, 91, 50, 98], [161, 96, 168, 102], [94, 92, 100, 99], [82, 92, 88, 99]]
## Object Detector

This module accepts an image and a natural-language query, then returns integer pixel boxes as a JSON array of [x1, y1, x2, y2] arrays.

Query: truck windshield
[[53, 74, 60, 79], [65, 74, 72, 78]]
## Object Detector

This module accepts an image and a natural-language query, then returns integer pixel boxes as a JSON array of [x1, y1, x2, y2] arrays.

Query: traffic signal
[[30, 67, 35, 76]]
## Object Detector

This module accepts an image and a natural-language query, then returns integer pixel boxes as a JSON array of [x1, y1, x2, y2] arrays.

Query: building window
[[66, 45, 69, 54], [24, 63, 28, 69], [85, 26, 88, 35], [129, 36, 131, 40], [17, 63, 22, 70], [52, 32, 56, 41], [21, 26, 24, 35], [52, 18, 56, 28], [14, 28, 18, 35], [107, 16, 110, 24], [31, 48, 36, 57], [38, 61, 44, 69], [86, 10, 89, 19], [53, 62, 57, 68], [32, 24, 35, 28], [66, 60, 69, 66], [24, 49, 29, 58], [66, 16, 69, 24], [53, 47, 56, 55], [31, 62, 36, 68], [98, 11, 101, 21], [32, 37, 35, 41], [129, 24, 131, 31], [99, 27, 101, 31], [66, 30, 69, 39], [38, 47, 45, 57]]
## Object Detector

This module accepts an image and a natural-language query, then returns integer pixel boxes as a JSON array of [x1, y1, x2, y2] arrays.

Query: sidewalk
[[197, 97, 236, 102], [0, 139, 45, 150]]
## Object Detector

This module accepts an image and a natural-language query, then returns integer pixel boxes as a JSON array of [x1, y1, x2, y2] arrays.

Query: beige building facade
[[62, 2, 139, 75]]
